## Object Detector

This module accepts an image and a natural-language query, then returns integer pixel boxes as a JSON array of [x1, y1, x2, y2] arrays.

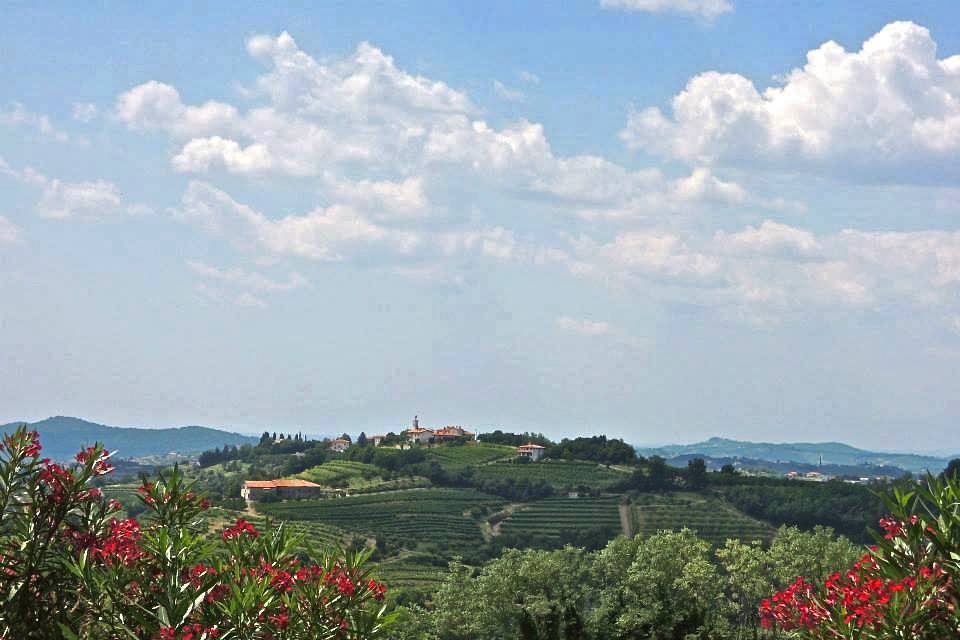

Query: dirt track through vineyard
[[618, 502, 632, 537]]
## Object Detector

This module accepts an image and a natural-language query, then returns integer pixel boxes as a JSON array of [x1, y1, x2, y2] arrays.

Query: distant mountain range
[[637, 437, 956, 475], [1, 416, 257, 461]]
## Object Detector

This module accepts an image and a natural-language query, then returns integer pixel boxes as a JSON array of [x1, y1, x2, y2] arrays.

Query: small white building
[[517, 443, 546, 462], [329, 438, 351, 453], [371, 434, 386, 447], [403, 415, 434, 444], [406, 427, 434, 444]]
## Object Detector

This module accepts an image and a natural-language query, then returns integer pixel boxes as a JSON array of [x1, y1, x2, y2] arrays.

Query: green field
[[257, 488, 505, 554], [629, 493, 775, 545], [498, 495, 623, 540], [377, 552, 449, 591], [422, 443, 515, 470], [100, 483, 140, 499], [296, 459, 430, 493], [472, 459, 626, 489], [207, 508, 347, 549], [370, 442, 515, 472]]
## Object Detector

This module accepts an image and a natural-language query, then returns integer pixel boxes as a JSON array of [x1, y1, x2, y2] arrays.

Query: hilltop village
[[241, 416, 546, 501]]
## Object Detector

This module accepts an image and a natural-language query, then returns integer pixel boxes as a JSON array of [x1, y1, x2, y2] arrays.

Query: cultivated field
[[377, 552, 449, 591], [421, 443, 515, 470], [498, 495, 623, 539], [629, 493, 775, 545], [472, 459, 626, 489], [257, 488, 505, 554], [296, 459, 429, 492], [207, 508, 347, 549]]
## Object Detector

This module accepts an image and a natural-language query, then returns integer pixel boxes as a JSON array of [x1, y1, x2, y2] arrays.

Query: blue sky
[[3, 1, 960, 451]]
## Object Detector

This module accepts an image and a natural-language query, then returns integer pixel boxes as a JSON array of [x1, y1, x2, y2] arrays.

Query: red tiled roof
[[244, 479, 322, 489]]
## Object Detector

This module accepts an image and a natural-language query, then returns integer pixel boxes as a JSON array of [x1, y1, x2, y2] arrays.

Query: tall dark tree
[[259, 431, 272, 447], [357, 432, 368, 447], [687, 457, 707, 489], [647, 455, 669, 489], [943, 458, 960, 480]]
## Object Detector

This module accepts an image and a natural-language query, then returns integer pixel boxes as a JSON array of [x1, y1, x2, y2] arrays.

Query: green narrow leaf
[[56, 623, 80, 640]]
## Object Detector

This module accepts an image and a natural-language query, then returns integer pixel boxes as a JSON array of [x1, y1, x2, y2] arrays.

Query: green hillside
[[628, 492, 775, 545], [421, 443, 515, 470], [296, 459, 430, 492], [207, 509, 347, 549], [498, 495, 623, 543], [472, 459, 626, 490], [257, 488, 505, 556]]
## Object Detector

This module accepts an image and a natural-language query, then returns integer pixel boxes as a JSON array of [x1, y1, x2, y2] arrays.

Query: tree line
[[391, 525, 861, 639]]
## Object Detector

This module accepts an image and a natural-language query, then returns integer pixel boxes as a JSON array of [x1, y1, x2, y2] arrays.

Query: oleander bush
[[760, 474, 960, 638], [0, 426, 393, 640]]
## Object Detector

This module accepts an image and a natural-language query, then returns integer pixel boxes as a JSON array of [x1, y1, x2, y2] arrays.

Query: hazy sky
[[3, 1, 960, 451]]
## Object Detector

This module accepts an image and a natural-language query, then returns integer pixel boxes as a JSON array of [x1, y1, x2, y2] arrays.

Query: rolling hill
[[1, 416, 257, 461], [638, 437, 954, 475]]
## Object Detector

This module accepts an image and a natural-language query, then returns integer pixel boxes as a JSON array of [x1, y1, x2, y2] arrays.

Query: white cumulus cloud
[[716, 220, 820, 257], [175, 181, 516, 268], [114, 31, 773, 222], [0, 158, 150, 221], [621, 21, 960, 180], [172, 137, 273, 174]]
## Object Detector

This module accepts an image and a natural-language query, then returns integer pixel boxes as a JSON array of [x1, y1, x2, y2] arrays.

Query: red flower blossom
[[221, 518, 259, 540]]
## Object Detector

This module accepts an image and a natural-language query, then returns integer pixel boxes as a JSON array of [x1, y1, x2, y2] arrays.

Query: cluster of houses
[[242, 416, 548, 502], [329, 416, 476, 451], [402, 416, 474, 444]]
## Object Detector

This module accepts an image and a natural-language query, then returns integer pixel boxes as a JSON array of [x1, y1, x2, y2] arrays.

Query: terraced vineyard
[[257, 488, 505, 554], [422, 443, 515, 470], [472, 459, 626, 489], [100, 484, 140, 500], [499, 495, 623, 540], [377, 553, 448, 590], [296, 460, 429, 492], [629, 493, 775, 545], [207, 508, 347, 549]]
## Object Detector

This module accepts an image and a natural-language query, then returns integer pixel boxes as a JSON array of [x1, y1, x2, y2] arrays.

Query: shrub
[[760, 474, 959, 638], [0, 426, 393, 639]]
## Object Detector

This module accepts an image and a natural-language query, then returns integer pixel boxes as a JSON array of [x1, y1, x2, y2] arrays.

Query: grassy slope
[[498, 495, 623, 539], [295, 460, 430, 492], [422, 443, 516, 470], [630, 492, 775, 545], [472, 459, 627, 489], [256, 488, 505, 556]]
